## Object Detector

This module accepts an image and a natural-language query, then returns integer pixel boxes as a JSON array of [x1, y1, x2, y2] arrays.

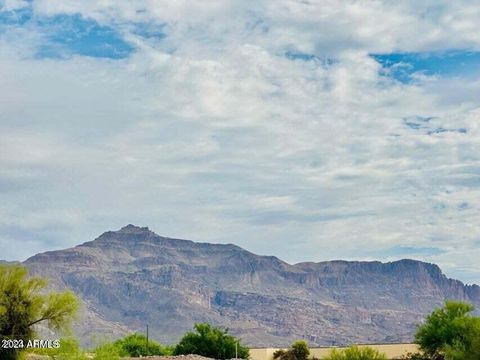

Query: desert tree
[[0, 264, 78, 360], [415, 300, 480, 360], [174, 322, 249, 359]]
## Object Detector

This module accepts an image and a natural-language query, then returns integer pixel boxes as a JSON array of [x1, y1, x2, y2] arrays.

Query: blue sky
[[1, 0, 480, 284], [372, 51, 480, 83]]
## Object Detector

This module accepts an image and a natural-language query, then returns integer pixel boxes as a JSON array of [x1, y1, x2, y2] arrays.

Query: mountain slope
[[23, 225, 480, 347]]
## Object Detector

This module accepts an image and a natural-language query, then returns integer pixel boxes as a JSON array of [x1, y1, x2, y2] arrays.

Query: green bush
[[274, 340, 310, 360], [322, 345, 387, 360], [93, 342, 121, 360], [174, 323, 249, 359], [113, 333, 171, 357], [415, 300, 480, 360]]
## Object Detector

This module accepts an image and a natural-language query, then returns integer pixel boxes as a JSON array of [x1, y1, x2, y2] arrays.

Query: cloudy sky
[[1, 0, 480, 283]]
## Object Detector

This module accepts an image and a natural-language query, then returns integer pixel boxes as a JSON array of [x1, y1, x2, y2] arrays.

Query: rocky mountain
[[22, 225, 480, 347], [0, 260, 19, 265]]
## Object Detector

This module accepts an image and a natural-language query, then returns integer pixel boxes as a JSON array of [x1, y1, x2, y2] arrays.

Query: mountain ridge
[[16, 225, 480, 347]]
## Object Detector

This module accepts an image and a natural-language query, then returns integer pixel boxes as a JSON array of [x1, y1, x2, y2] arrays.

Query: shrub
[[174, 323, 249, 359], [93, 342, 121, 360], [414, 300, 480, 360], [113, 333, 171, 357], [274, 340, 310, 360], [322, 345, 387, 360]]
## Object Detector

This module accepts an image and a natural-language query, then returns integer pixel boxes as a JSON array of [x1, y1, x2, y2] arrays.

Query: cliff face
[[22, 225, 480, 347]]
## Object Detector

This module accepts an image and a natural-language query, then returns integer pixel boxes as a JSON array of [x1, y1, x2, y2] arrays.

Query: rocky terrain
[[20, 225, 480, 347]]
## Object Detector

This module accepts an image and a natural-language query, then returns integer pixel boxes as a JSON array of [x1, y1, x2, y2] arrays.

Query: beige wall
[[250, 344, 419, 360]]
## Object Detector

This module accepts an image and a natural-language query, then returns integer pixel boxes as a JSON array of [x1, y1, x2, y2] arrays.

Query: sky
[[1, 0, 480, 284]]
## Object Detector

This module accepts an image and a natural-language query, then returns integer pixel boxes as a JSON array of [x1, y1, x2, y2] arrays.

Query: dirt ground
[[122, 356, 217, 360]]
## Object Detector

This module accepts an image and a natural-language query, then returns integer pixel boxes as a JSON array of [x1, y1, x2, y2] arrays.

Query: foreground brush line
[[272, 341, 388, 360], [25, 323, 249, 360]]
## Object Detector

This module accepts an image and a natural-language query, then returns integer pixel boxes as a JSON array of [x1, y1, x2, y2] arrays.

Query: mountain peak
[[118, 224, 151, 234]]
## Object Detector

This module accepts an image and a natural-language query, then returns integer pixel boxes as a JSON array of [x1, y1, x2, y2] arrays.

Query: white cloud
[[0, 0, 28, 11], [1, 0, 480, 284]]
